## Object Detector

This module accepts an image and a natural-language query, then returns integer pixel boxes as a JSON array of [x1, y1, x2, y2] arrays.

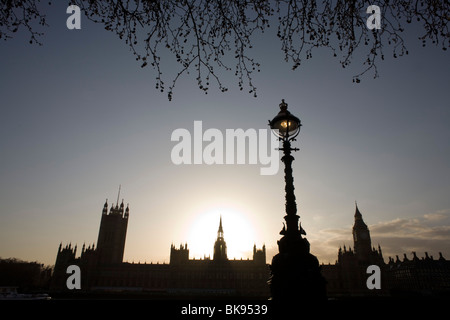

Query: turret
[[253, 244, 266, 264], [102, 199, 108, 215], [170, 243, 189, 265], [124, 204, 130, 219], [120, 200, 124, 214]]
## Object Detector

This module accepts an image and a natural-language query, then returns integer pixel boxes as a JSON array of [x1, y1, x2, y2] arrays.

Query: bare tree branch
[[1, 1, 448, 100], [0, 0, 51, 45]]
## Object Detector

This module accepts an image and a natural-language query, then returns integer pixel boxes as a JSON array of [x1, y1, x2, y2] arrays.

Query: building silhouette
[[387, 251, 450, 296], [96, 200, 129, 265], [51, 197, 449, 298], [321, 203, 387, 297], [321, 203, 450, 298], [51, 199, 269, 298]]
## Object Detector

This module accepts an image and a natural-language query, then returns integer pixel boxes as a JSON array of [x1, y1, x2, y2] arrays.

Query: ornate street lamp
[[268, 99, 326, 301]]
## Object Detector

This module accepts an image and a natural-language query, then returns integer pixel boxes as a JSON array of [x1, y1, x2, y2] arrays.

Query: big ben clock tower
[[352, 202, 372, 263]]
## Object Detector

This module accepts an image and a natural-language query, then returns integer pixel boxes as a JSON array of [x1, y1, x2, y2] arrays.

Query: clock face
[[360, 231, 368, 240]]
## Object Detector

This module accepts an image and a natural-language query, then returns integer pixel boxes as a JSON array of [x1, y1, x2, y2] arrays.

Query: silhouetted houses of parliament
[[51, 198, 449, 298], [51, 200, 269, 297], [321, 203, 450, 297]]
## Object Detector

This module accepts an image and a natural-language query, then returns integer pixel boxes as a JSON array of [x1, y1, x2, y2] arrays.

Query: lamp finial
[[279, 99, 288, 111]]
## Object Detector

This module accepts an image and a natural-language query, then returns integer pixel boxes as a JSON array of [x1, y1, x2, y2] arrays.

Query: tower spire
[[354, 201, 362, 219], [214, 215, 227, 261], [218, 215, 223, 235]]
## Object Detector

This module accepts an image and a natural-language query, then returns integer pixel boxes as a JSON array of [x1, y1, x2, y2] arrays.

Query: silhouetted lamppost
[[268, 99, 326, 301]]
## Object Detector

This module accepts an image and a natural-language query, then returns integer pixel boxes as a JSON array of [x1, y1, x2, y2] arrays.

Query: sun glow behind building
[[185, 207, 258, 260]]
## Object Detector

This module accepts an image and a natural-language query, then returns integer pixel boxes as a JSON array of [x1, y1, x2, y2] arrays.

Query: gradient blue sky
[[1, 2, 449, 266]]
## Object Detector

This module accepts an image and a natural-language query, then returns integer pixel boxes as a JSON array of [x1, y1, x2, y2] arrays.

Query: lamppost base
[[268, 234, 327, 302]]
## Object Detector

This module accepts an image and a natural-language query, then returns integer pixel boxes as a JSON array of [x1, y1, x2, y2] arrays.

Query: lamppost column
[[281, 140, 299, 235]]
